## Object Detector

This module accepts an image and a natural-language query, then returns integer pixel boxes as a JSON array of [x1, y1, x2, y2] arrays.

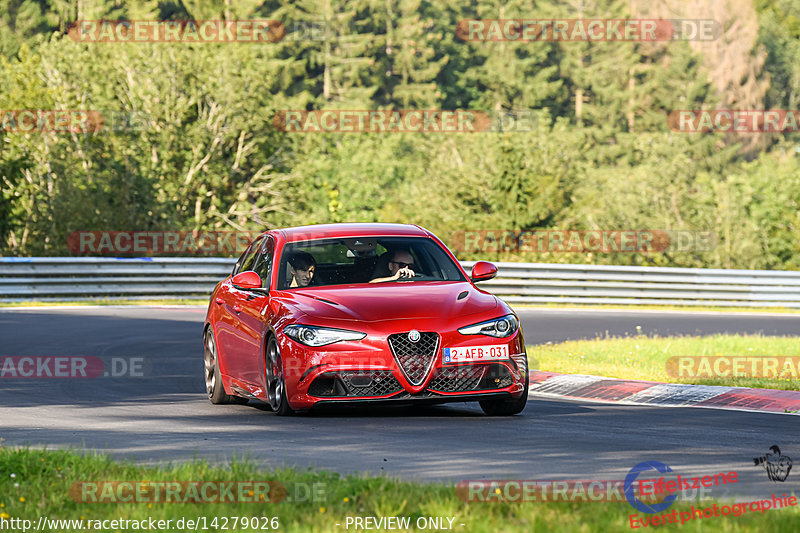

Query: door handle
[[215, 298, 223, 305], [234, 304, 242, 313]]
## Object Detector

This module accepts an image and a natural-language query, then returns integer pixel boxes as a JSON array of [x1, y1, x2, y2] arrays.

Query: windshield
[[277, 236, 466, 289]]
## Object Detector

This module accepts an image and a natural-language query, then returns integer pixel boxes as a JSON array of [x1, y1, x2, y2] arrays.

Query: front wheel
[[265, 336, 293, 416], [479, 373, 529, 416]]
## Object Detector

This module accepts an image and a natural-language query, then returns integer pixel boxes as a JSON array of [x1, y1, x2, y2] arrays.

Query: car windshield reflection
[[277, 237, 466, 289]]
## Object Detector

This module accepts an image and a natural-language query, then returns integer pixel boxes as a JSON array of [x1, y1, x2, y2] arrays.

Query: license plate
[[443, 345, 509, 363]]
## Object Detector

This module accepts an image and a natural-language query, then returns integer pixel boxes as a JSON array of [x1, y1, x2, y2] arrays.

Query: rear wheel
[[204, 327, 247, 405], [479, 372, 529, 416], [265, 336, 293, 416]]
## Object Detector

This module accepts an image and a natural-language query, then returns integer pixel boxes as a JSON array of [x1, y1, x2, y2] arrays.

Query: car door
[[215, 236, 263, 380], [225, 236, 275, 387]]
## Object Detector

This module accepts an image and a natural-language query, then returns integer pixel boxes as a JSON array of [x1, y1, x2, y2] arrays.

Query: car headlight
[[283, 325, 366, 346], [458, 314, 519, 338]]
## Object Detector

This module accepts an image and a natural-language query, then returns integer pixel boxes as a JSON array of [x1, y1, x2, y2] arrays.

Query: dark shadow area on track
[[1, 399, 795, 495], [244, 399, 590, 418], [0, 310, 207, 407]]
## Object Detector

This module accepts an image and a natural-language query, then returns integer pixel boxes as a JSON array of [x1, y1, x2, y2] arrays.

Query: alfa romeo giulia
[[203, 223, 528, 415]]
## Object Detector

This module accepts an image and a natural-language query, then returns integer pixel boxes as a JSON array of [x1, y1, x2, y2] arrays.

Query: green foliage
[[756, 0, 800, 116], [0, 0, 50, 58], [0, 0, 799, 270]]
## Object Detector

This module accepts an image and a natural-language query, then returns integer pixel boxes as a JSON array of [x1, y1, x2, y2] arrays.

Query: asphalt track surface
[[1, 306, 799, 499]]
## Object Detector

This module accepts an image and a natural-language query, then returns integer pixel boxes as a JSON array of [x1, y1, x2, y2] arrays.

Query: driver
[[288, 251, 316, 287], [370, 249, 416, 283]]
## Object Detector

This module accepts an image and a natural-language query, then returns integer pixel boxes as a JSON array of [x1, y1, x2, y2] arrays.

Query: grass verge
[[529, 334, 800, 390], [1, 448, 798, 532]]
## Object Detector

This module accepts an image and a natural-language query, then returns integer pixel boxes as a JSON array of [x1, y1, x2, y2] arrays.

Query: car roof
[[275, 223, 431, 243]]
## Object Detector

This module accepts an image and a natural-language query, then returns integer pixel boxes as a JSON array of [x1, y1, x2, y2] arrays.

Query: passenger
[[288, 251, 316, 287], [370, 249, 416, 283]]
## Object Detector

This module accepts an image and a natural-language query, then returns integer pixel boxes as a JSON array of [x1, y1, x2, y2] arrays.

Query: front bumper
[[305, 361, 520, 398], [278, 321, 527, 410], [282, 340, 526, 411]]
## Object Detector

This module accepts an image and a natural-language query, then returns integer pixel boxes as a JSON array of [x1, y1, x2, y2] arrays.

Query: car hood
[[277, 281, 498, 322]]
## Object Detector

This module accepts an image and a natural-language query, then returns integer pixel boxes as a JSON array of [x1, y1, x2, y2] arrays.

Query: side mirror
[[231, 271, 262, 290], [470, 261, 498, 283]]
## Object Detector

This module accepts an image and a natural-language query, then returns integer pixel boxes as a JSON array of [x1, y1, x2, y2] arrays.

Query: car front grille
[[428, 363, 514, 393], [387, 332, 439, 386], [305, 359, 515, 399], [427, 365, 486, 392], [307, 370, 403, 398], [340, 370, 403, 396]]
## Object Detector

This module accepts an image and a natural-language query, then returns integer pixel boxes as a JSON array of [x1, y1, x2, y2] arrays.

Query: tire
[[204, 326, 245, 405], [479, 372, 529, 416], [265, 336, 293, 416]]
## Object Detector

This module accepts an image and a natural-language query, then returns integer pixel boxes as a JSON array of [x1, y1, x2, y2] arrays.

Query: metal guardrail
[[2, 257, 800, 307], [462, 262, 800, 308], [0, 257, 234, 300]]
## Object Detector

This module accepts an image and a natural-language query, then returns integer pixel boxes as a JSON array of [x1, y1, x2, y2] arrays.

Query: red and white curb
[[528, 371, 800, 415]]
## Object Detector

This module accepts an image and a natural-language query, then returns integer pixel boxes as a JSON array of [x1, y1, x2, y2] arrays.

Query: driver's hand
[[393, 267, 416, 279]]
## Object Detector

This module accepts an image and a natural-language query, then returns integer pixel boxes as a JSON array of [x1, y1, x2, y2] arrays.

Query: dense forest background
[[1, 0, 799, 268]]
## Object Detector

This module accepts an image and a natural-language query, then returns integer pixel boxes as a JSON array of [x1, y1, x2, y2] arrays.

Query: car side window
[[233, 236, 264, 276], [252, 237, 274, 289]]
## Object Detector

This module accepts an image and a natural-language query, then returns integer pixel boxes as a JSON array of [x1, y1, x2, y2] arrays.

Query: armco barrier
[[0, 257, 234, 300], [1, 258, 800, 307], [463, 262, 800, 308]]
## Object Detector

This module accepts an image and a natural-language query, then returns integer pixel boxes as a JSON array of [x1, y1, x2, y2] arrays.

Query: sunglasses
[[391, 261, 415, 269]]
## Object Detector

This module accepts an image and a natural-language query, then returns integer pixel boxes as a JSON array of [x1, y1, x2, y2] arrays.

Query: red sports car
[[203, 223, 528, 415]]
